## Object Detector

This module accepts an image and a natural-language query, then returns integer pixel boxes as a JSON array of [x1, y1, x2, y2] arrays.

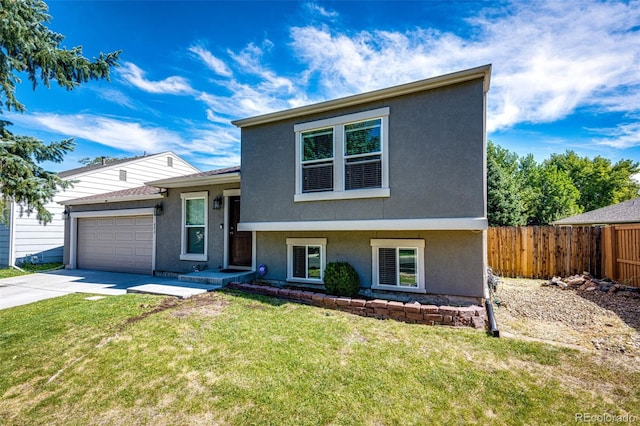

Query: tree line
[[487, 141, 640, 226]]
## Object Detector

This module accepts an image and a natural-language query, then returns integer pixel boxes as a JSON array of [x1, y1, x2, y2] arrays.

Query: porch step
[[178, 270, 256, 286]]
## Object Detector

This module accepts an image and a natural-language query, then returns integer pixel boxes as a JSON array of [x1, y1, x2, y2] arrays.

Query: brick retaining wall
[[227, 282, 486, 329]]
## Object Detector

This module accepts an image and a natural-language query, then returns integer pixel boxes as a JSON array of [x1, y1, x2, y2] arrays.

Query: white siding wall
[[10, 152, 198, 265]]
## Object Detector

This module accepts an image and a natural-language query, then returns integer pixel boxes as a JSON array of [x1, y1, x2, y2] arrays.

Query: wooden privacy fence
[[602, 224, 640, 287], [487, 226, 602, 279]]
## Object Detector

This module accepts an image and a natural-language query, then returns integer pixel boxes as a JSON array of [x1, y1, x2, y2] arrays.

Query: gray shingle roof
[[58, 155, 148, 178], [63, 185, 163, 205], [553, 197, 640, 225], [150, 165, 240, 182]]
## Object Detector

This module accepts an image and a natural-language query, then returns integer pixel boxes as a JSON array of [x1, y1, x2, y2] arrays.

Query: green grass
[[1, 290, 638, 425], [0, 262, 63, 279]]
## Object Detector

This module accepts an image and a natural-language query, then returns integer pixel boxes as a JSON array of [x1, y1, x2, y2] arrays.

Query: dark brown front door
[[228, 196, 252, 267]]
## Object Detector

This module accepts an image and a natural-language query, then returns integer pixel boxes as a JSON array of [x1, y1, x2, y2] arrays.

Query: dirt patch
[[492, 278, 640, 369], [169, 293, 229, 319]]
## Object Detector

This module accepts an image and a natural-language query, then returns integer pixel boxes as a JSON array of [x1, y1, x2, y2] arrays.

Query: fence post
[[601, 225, 616, 280]]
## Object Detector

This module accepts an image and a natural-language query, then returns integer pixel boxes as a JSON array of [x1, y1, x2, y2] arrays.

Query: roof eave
[[146, 172, 241, 188], [61, 193, 164, 206], [231, 64, 492, 128]]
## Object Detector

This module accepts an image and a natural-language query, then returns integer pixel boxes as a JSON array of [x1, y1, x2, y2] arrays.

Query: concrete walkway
[[0, 269, 215, 310]]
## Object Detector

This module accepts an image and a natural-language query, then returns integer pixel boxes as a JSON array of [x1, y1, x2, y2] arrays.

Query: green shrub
[[323, 262, 360, 297]]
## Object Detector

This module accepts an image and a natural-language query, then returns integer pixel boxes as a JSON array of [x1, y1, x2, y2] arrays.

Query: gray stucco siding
[[154, 184, 239, 273], [254, 230, 484, 298], [240, 78, 485, 224], [63, 183, 240, 274]]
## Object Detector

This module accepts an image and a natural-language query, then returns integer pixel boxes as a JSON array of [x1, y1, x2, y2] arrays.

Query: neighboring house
[[0, 152, 199, 267], [61, 65, 491, 304], [553, 198, 640, 226]]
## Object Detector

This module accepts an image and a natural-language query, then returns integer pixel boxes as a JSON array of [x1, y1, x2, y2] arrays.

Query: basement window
[[286, 238, 326, 283], [371, 239, 425, 293]]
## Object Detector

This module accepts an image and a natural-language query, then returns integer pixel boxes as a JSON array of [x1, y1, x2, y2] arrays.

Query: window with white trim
[[371, 239, 425, 293], [302, 128, 334, 192], [286, 238, 327, 283], [294, 107, 389, 202], [180, 192, 208, 261]]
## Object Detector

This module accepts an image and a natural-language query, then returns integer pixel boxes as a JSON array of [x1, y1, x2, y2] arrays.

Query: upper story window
[[344, 119, 382, 190], [301, 128, 334, 193], [167, 156, 173, 167], [119, 170, 127, 181], [294, 107, 390, 202]]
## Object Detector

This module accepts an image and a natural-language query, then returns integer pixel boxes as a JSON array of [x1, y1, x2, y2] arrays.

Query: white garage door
[[77, 216, 153, 274]]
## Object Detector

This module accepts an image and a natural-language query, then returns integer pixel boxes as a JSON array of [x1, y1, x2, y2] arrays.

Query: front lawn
[[1, 290, 638, 425], [0, 262, 63, 279]]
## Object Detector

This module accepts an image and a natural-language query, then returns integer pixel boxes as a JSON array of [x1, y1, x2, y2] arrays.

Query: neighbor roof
[[146, 166, 240, 188], [58, 151, 195, 178], [231, 64, 492, 128], [553, 198, 640, 226], [62, 185, 164, 206]]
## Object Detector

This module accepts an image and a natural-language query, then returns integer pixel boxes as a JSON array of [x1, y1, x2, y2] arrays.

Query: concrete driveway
[[0, 269, 214, 310]]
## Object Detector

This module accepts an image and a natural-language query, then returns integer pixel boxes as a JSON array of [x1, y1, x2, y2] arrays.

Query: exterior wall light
[[154, 202, 163, 216], [212, 195, 223, 210]]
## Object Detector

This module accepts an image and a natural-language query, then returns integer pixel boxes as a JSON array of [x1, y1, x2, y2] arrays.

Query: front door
[[228, 196, 252, 267]]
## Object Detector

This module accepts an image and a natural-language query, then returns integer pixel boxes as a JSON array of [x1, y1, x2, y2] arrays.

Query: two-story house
[[232, 64, 491, 304], [60, 65, 490, 304]]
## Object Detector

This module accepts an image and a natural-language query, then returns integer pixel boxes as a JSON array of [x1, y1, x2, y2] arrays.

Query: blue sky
[[6, 0, 640, 172]]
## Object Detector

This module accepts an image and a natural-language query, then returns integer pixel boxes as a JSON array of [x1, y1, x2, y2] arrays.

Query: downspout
[[484, 280, 500, 338]]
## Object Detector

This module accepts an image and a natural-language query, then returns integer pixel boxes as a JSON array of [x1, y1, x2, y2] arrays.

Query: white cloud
[[94, 88, 136, 109], [8, 112, 241, 170], [304, 2, 339, 18], [119, 62, 196, 95], [590, 120, 640, 149], [189, 45, 233, 77], [22, 113, 183, 153], [287, 0, 640, 134]]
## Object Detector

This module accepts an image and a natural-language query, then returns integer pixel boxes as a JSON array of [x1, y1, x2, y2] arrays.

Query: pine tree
[[0, 0, 120, 223]]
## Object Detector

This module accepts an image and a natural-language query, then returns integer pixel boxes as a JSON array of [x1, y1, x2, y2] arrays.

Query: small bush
[[323, 262, 360, 297]]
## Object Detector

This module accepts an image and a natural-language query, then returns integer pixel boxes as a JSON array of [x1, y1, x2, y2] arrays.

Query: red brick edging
[[227, 282, 486, 329]]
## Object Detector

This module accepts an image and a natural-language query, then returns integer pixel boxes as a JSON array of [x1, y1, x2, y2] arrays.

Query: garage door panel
[[97, 218, 115, 227], [136, 231, 153, 242], [115, 246, 134, 256], [135, 247, 152, 256], [115, 217, 135, 226], [77, 215, 153, 274], [115, 232, 134, 241]]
